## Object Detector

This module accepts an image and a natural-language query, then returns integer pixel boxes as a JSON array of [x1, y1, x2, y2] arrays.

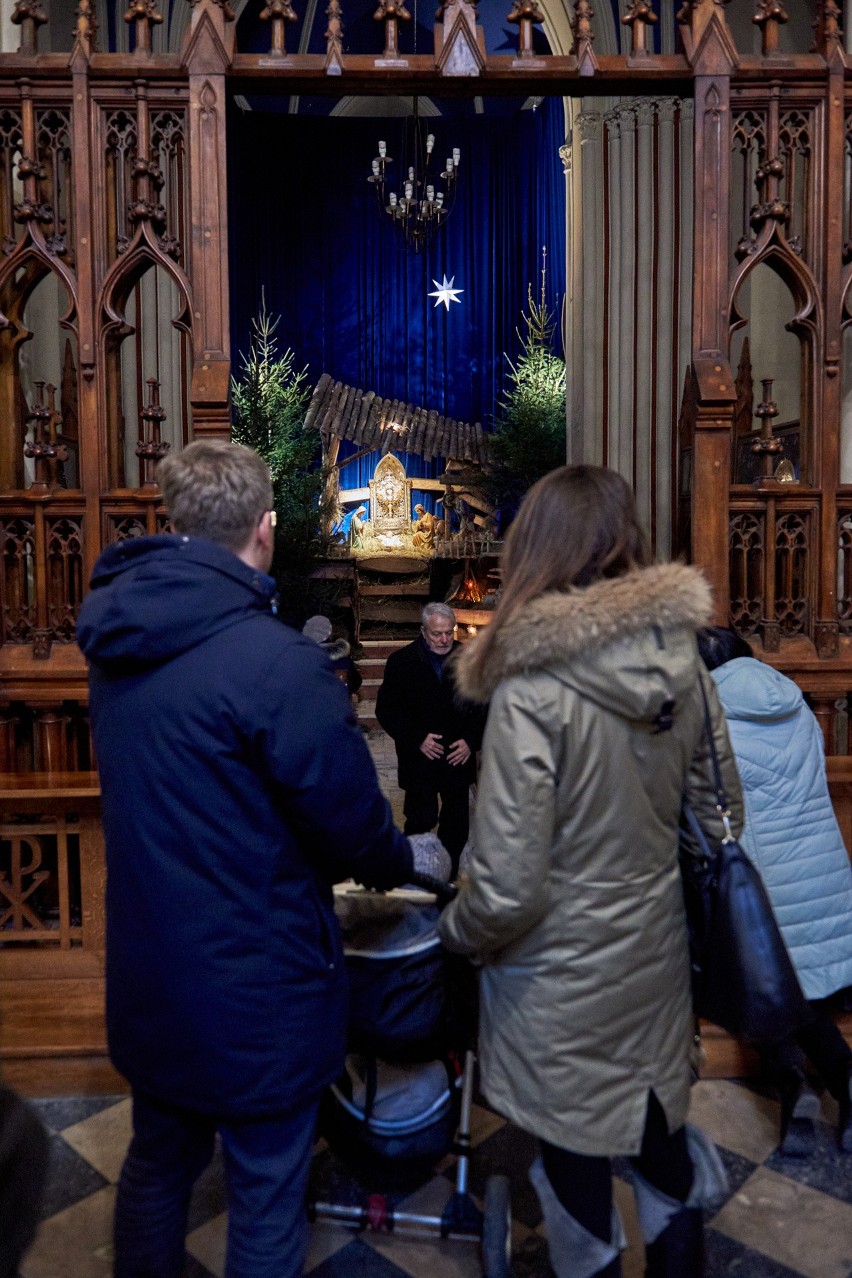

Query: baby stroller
[[309, 874, 512, 1278]]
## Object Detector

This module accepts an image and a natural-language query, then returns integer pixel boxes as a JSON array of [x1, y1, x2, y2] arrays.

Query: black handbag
[[679, 680, 809, 1043]]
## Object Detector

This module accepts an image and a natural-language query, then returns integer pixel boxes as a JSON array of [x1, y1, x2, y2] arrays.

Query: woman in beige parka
[[438, 466, 742, 1278]]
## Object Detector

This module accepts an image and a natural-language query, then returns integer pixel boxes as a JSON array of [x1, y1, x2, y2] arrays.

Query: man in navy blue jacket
[[77, 441, 446, 1278]]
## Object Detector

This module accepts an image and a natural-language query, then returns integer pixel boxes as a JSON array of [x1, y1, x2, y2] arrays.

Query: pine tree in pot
[[487, 250, 567, 521], [231, 298, 336, 625]]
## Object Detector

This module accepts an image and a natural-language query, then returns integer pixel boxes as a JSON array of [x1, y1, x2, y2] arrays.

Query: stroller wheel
[[481, 1174, 512, 1277]]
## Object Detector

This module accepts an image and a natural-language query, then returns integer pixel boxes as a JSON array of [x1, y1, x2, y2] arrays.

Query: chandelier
[[368, 98, 460, 254]]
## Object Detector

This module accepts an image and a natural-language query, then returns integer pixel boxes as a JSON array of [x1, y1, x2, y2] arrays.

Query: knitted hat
[[302, 614, 333, 644]]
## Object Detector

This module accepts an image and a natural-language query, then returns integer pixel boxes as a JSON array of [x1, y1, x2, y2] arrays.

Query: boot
[[779, 1078, 820, 1157], [643, 1205, 704, 1277], [528, 1156, 624, 1278], [631, 1125, 725, 1278]]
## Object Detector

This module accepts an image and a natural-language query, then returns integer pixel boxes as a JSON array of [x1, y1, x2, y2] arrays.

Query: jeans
[[114, 1090, 320, 1278]]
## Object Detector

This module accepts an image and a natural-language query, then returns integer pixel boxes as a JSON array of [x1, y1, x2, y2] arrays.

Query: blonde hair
[[158, 440, 273, 551], [466, 465, 652, 684]]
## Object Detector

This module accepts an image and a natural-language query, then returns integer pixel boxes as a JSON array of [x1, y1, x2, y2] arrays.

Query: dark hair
[[696, 626, 753, 671], [465, 465, 653, 684]]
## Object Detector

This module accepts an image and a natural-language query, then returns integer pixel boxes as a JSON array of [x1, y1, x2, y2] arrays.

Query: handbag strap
[[697, 674, 736, 845]]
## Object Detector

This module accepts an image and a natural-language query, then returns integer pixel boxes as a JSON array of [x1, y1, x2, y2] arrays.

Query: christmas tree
[[232, 297, 330, 622], [488, 249, 566, 515]]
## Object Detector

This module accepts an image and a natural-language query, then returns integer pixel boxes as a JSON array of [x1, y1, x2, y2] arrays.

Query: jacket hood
[[455, 562, 713, 724], [76, 534, 277, 673], [711, 656, 802, 724]]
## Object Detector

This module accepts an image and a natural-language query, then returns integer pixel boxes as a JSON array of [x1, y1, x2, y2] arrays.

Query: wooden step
[[358, 639, 409, 659], [360, 601, 423, 624]]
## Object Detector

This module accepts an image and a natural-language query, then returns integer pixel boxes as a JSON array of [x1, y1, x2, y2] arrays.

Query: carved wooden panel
[[0, 515, 35, 642], [0, 817, 83, 949], [36, 107, 74, 264], [729, 508, 764, 635], [46, 516, 84, 643], [0, 107, 23, 259], [774, 509, 810, 636]]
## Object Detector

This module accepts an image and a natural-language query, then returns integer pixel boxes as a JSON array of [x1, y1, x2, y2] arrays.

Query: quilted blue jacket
[[77, 534, 412, 1116], [712, 657, 852, 1000]]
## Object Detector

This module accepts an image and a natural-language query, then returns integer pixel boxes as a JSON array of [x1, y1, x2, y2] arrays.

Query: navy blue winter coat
[[76, 534, 412, 1117]]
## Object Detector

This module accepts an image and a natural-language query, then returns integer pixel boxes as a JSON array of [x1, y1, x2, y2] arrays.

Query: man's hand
[[420, 732, 445, 760], [447, 739, 471, 767]]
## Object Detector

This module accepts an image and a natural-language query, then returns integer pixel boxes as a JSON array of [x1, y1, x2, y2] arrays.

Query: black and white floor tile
[[16, 1079, 852, 1278]]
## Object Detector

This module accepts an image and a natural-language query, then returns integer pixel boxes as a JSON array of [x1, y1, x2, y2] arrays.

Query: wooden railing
[[0, 773, 124, 1094]]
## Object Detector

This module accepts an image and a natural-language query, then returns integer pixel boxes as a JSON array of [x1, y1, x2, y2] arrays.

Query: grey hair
[[421, 602, 456, 627], [158, 440, 273, 551]]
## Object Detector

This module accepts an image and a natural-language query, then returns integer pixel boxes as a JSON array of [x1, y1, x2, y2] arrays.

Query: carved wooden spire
[[259, 0, 298, 57], [124, 0, 164, 54], [73, 0, 99, 56], [136, 378, 170, 488], [13, 82, 52, 235], [10, 0, 47, 56], [753, 0, 788, 56], [572, 0, 598, 75], [507, 1, 544, 59], [813, 0, 843, 57], [24, 382, 67, 494], [325, 0, 344, 74], [622, 0, 658, 57], [374, 0, 411, 60]]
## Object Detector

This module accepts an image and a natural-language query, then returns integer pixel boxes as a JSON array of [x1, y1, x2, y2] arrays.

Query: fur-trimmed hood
[[455, 562, 713, 712]]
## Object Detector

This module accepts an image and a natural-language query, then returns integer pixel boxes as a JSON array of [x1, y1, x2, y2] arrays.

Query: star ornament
[[428, 274, 464, 310]]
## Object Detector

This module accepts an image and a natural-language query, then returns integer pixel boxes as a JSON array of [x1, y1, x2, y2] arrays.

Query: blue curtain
[[228, 97, 566, 506]]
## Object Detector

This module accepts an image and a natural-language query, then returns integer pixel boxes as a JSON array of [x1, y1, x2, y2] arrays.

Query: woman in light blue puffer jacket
[[698, 628, 852, 1157]]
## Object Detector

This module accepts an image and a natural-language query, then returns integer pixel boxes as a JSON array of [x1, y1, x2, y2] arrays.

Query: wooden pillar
[[35, 704, 69, 772], [816, 53, 846, 657], [687, 3, 739, 613], [70, 25, 103, 588], [0, 708, 19, 772], [811, 696, 836, 755], [182, 0, 234, 440]]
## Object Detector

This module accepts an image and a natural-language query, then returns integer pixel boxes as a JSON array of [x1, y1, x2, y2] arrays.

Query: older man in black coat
[[376, 602, 486, 873]]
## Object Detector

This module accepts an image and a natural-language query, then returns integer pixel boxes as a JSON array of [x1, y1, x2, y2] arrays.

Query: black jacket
[[76, 534, 412, 1117], [375, 636, 486, 790]]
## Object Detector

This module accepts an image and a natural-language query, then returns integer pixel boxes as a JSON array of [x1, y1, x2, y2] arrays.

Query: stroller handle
[[408, 871, 458, 906]]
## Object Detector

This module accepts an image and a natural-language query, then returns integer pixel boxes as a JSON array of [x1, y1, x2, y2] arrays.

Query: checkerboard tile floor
[[17, 731, 852, 1277], [18, 1078, 852, 1277]]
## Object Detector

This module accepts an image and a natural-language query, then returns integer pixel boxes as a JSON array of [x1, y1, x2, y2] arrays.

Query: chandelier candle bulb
[[453, 148, 460, 165], [379, 141, 386, 156], [427, 134, 434, 152]]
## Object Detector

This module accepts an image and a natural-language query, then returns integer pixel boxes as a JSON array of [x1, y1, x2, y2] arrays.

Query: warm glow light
[[467, 625, 477, 635]]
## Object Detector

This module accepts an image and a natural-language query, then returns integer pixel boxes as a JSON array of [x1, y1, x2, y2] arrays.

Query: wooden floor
[[7, 1016, 851, 1100]]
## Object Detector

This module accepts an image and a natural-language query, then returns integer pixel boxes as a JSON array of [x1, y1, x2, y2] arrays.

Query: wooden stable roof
[[304, 374, 488, 470]]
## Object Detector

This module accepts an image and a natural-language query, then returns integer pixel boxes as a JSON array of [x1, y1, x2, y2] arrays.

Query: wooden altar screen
[[1, 0, 851, 1083]]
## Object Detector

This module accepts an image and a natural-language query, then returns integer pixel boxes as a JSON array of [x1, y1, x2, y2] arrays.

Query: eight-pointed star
[[428, 274, 464, 310]]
